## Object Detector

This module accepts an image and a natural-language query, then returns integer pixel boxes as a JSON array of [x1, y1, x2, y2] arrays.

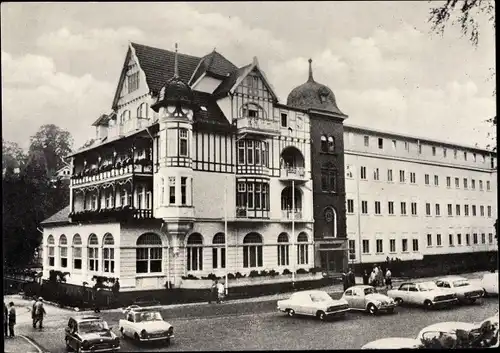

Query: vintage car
[[276, 290, 350, 321], [118, 307, 174, 343], [341, 285, 396, 315], [435, 276, 484, 304], [386, 281, 458, 309], [480, 272, 499, 296], [361, 337, 422, 350], [64, 316, 120, 353]]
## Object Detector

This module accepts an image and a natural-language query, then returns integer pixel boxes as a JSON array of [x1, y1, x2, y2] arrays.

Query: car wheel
[[387, 308, 395, 314], [394, 298, 403, 305], [368, 304, 378, 315], [317, 311, 326, 321], [65, 338, 73, 352], [134, 333, 140, 341], [424, 300, 433, 310], [120, 327, 126, 339], [287, 309, 295, 317]]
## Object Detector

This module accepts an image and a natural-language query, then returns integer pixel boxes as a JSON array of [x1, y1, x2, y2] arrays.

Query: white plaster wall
[[192, 76, 222, 94]]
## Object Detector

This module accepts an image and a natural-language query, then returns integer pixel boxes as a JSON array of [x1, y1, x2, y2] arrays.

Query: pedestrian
[[362, 270, 369, 285], [208, 279, 217, 304], [376, 266, 383, 287], [94, 287, 102, 313], [216, 280, 225, 304], [385, 268, 393, 289], [341, 270, 349, 291], [8, 302, 16, 337], [31, 296, 38, 328], [369, 270, 376, 287], [112, 279, 120, 306], [33, 297, 46, 329], [347, 268, 356, 288], [3, 302, 8, 338]]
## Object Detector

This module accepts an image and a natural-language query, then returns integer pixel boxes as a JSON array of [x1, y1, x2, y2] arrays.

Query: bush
[[259, 270, 269, 277], [201, 273, 219, 280], [282, 269, 291, 275], [227, 273, 236, 280], [309, 267, 322, 274], [248, 270, 260, 278], [297, 268, 308, 275], [235, 272, 245, 279], [268, 270, 279, 277]]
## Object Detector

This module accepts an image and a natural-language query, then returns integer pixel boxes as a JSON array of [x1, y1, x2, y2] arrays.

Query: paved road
[[23, 297, 498, 351]]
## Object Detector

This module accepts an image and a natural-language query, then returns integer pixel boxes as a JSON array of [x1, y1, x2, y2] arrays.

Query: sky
[[1, 2, 496, 151]]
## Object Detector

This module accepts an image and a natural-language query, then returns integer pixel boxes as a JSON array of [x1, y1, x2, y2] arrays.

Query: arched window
[[73, 234, 82, 270], [328, 136, 335, 152], [212, 233, 226, 270], [137, 103, 149, 119], [297, 232, 309, 265], [277, 233, 289, 266], [47, 235, 55, 267], [120, 110, 131, 124], [102, 233, 115, 273], [324, 207, 337, 238], [187, 233, 203, 271], [243, 233, 263, 268], [321, 163, 337, 192], [136, 233, 162, 273], [59, 235, 68, 268], [320, 135, 328, 152], [88, 234, 99, 272]]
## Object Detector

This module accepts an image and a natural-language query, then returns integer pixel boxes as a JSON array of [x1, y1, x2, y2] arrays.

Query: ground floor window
[[187, 247, 203, 271], [48, 246, 55, 266], [277, 233, 289, 266], [73, 247, 82, 270], [297, 233, 309, 265], [348, 240, 355, 260], [103, 248, 115, 273], [243, 233, 263, 268], [88, 247, 99, 272], [136, 233, 163, 273], [60, 247, 68, 268], [212, 247, 226, 269]]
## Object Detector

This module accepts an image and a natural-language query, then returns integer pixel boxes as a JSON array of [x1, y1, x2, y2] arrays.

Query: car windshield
[[136, 311, 162, 322], [364, 287, 377, 295], [418, 282, 438, 291], [79, 320, 109, 333], [452, 279, 470, 287], [310, 292, 332, 302]]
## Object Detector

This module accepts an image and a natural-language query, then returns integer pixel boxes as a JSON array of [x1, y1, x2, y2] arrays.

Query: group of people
[[362, 265, 392, 289], [208, 279, 225, 304], [341, 268, 356, 291], [3, 301, 16, 338], [31, 296, 46, 329]]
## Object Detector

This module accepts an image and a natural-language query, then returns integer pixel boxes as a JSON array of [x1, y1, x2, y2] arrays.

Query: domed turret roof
[[286, 59, 345, 116]]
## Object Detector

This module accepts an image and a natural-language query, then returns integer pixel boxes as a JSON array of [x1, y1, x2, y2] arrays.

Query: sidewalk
[[4, 335, 42, 353]]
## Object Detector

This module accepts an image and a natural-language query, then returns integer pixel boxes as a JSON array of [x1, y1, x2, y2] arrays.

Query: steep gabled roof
[[212, 64, 252, 98], [190, 50, 238, 85], [92, 114, 110, 127], [41, 205, 71, 226]]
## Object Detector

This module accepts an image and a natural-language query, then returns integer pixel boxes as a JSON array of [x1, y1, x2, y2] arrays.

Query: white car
[[435, 276, 484, 304], [417, 321, 477, 341], [341, 285, 396, 315], [481, 272, 499, 296], [386, 281, 458, 309], [118, 307, 174, 343], [277, 290, 349, 321], [361, 337, 422, 350]]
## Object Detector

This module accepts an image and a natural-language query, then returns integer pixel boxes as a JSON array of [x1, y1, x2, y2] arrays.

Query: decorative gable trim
[[229, 57, 279, 102]]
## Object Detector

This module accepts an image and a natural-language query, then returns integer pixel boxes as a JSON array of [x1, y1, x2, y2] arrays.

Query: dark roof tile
[[212, 64, 252, 98], [41, 205, 70, 225]]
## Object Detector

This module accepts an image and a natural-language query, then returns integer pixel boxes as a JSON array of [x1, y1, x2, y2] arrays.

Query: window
[[243, 233, 263, 268], [437, 234, 442, 246], [348, 240, 355, 260], [432, 146, 436, 156], [400, 202, 407, 215], [388, 201, 394, 215], [169, 177, 176, 204], [212, 233, 226, 269], [103, 233, 115, 273], [456, 204, 461, 216], [491, 157, 495, 168], [239, 140, 269, 167], [402, 239, 408, 252], [181, 177, 187, 205], [247, 141, 254, 164], [487, 206, 491, 217], [238, 141, 245, 164], [489, 233, 493, 244], [412, 239, 419, 252], [321, 165, 337, 192], [418, 143, 422, 154], [471, 179, 475, 190], [399, 170, 405, 183], [360, 166, 367, 180], [373, 168, 380, 181], [72, 234, 82, 270], [404, 141, 409, 151], [277, 233, 289, 266], [427, 234, 432, 247], [59, 235, 68, 268], [137, 186, 144, 209], [137, 103, 149, 119], [347, 199, 354, 213], [361, 201, 368, 214], [387, 169, 393, 182], [479, 180, 483, 190], [447, 204, 453, 216], [465, 205, 469, 216], [472, 205, 477, 216], [389, 239, 396, 253], [435, 204, 440, 216], [425, 203, 431, 216], [375, 201, 381, 215], [487, 181, 491, 191], [449, 234, 454, 246], [457, 234, 462, 246], [392, 140, 397, 149], [362, 239, 370, 254], [463, 151, 467, 160], [425, 174, 430, 185], [463, 178, 468, 189], [454, 149, 457, 159], [281, 113, 288, 127], [136, 234, 162, 273], [411, 202, 417, 215], [446, 177, 451, 188], [473, 233, 478, 244], [364, 135, 369, 147], [443, 148, 447, 157], [297, 233, 309, 265], [480, 205, 484, 216], [237, 181, 270, 214], [328, 136, 335, 152], [187, 233, 203, 271], [410, 172, 416, 184], [466, 234, 470, 245], [434, 175, 439, 186], [88, 234, 99, 272], [473, 153, 476, 162], [376, 239, 383, 253], [127, 72, 139, 93], [120, 189, 126, 207], [455, 177, 460, 188], [179, 129, 188, 157], [378, 138, 383, 149], [320, 136, 328, 152]]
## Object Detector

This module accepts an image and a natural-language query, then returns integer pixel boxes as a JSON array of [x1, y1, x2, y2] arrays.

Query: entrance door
[[320, 251, 339, 273]]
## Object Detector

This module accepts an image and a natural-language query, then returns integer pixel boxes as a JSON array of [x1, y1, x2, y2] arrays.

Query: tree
[[2, 139, 27, 176]]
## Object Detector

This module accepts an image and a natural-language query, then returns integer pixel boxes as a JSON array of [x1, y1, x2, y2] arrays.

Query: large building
[[41, 42, 496, 294]]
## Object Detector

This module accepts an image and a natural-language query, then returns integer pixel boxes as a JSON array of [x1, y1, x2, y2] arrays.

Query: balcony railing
[[235, 207, 270, 219], [71, 161, 153, 185], [70, 207, 153, 222], [236, 117, 279, 135], [108, 118, 151, 138], [280, 167, 306, 180], [281, 209, 303, 220]]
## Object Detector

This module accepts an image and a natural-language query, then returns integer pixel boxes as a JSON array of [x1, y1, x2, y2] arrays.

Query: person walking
[[31, 296, 38, 328], [373, 265, 379, 287], [209, 279, 217, 304], [33, 297, 46, 329], [112, 279, 120, 306], [94, 287, 102, 313], [3, 302, 8, 338], [8, 302, 16, 338], [362, 270, 369, 285], [369, 269, 376, 287], [216, 280, 225, 304], [347, 268, 356, 288], [385, 268, 393, 289], [341, 270, 349, 291]]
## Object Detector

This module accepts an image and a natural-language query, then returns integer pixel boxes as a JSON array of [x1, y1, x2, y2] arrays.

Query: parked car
[[361, 337, 422, 350], [386, 281, 458, 309], [341, 285, 396, 315], [65, 316, 120, 353], [434, 276, 484, 304], [277, 290, 349, 321], [118, 307, 174, 344], [480, 272, 499, 296]]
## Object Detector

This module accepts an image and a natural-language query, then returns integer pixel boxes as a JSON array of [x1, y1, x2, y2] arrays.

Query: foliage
[[282, 269, 292, 275], [309, 267, 322, 274], [268, 270, 279, 277], [248, 270, 260, 278], [181, 274, 199, 280], [2, 139, 27, 175], [29, 124, 73, 176], [296, 268, 308, 275]]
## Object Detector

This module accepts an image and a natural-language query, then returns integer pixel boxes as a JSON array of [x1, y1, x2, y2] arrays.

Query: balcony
[[70, 206, 153, 222], [280, 167, 307, 181], [234, 207, 270, 220], [281, 209, 303, 220], [236, 117, 279, 136], [71, 160, 153, 186]]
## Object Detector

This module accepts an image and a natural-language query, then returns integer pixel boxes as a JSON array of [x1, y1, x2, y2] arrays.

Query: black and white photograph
[[2, 1, 498, 351]]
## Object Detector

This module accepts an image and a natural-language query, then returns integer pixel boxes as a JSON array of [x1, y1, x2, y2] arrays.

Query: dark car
[[65, 316, 120, 352]]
